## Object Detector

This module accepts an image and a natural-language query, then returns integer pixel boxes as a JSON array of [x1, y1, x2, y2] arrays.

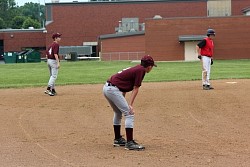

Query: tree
[[8, 0, 16, 7], [0, 0, 8, 18], [11, 16, 26, 29], [0, 0, 20, 28], [0, 17, 6, 29], [0, 0, 45, 29], [22, 17, 41, 29], [19, 2, 44, 25]]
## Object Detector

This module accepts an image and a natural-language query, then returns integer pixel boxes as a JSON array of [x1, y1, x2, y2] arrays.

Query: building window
[[207, 0, 231, 17], [46, 5, 52, 22]]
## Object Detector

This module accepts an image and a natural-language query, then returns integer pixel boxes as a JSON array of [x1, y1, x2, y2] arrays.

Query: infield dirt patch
[[0, 80, 250, 167]]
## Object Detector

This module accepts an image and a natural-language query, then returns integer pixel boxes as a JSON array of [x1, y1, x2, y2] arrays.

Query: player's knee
[[125, 115, 134, 128], [113, 116, 122, 125], [52, 75, 57, 79]]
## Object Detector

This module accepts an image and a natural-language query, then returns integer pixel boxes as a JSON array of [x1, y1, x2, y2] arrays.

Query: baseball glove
[[198, 55, 202, 60], [211, 59, 213, 65]]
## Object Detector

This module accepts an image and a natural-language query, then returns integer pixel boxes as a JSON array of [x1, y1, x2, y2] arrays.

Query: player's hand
[[57, 63, 60, 69], [129, 105, 134, 115]]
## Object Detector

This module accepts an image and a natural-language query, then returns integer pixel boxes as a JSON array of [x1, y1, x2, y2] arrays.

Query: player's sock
[[125, 128, 133, 142], [114, 125, 121, 139]]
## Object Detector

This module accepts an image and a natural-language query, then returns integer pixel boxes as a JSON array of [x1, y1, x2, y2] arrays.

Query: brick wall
[[3, 31, 46, 52], [145, 16, 250, 61], [45, 1, 206, 47], [100, 34, 145, 61], [2, 0, 250, 58], [232, 0, 250, 15]]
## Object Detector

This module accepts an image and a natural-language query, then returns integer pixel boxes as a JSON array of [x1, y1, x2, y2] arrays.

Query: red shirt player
[[103, 55, 157, 151], [196, 29, 215, 90]]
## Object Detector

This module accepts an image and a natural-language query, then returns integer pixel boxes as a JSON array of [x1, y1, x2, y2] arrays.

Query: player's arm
[[54, 53, 60, 68], [45, 54, 48, 64], [129, 86, 140, 114], [196, 45, 202, 59], [53, 45, 60, 68], [196, 39, 206, 59], [196, 45, 201, 55]]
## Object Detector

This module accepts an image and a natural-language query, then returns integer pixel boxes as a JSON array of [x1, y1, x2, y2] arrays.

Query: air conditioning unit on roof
[[51, 0, 59, 3]]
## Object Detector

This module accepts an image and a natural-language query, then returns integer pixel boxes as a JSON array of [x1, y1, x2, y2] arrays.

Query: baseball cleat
[[44, 90, 50, 94], [203, 85, 214, 90], [113, 137, 126, 147], [208, 85, 214, 89], [48, 91, 55, 96], [203, 85, 210, 90], [52, 90, 57, 95], [45, 90, 55, 96], [125, 140, 145, 151]]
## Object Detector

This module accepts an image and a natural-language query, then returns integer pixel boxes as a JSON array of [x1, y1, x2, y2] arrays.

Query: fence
[[101, 52, 145, 61]]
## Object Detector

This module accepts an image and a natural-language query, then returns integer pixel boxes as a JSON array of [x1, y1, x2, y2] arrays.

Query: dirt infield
[[0, 80, 250, 167]]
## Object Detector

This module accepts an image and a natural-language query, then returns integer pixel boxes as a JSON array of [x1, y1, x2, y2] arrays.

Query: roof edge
[[99, 31, 145, 39], [178, 35, 206, 42], [0, 28, 46, 33], [242, 6, 250, 13], [45, 0, 206, 5]]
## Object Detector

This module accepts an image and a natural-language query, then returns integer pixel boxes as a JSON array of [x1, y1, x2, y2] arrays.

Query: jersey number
[[118, 67, 131, 74], [48, 47, 52, 55]]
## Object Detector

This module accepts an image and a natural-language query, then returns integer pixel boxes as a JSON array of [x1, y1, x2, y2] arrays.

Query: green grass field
[[0, 59, 250, 88]]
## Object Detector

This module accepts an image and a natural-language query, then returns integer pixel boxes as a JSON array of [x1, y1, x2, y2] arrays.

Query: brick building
[[1, 0, 250, 61], [145, 16, 250, 61], [97, 0, 250, 61], [0, 29, 46, 58]]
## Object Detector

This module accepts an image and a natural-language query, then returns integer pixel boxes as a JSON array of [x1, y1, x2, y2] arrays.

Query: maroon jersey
[[108, 65, 146, 92], [46, 42, 59, 59]]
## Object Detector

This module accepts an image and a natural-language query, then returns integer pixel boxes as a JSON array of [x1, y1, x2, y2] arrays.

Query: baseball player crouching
[[196, 29, 215, 90], [103, 55, 157, 151]]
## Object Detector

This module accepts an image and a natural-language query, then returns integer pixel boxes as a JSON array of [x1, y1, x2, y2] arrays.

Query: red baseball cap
[[141, 55, 157, 67], [52, 32, 62, 39]]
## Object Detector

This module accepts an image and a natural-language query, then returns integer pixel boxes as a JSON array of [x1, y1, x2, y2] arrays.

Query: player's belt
[[202, 55, 212, 57], [107, 81, 116, 87], [106, 81, 126, 92]]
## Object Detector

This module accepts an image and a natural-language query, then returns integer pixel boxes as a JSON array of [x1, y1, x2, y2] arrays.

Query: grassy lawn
[[0, 59, 250, 88]]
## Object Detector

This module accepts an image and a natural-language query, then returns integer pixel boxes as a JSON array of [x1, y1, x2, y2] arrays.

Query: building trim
[[99, 31, 145, 39], [45, 0, 206, 5], [0, 28, 46, 33], [242, 6, 250, 13], [179, 35, 207, 42]]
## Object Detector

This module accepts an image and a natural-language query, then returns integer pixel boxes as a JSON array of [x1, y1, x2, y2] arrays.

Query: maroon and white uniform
[[103, 65, 145, 128], [46, 42, 60, 91], [103, 55, 156, 150], [108, 65, 145, 92], [46, 42, 60, 60]]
